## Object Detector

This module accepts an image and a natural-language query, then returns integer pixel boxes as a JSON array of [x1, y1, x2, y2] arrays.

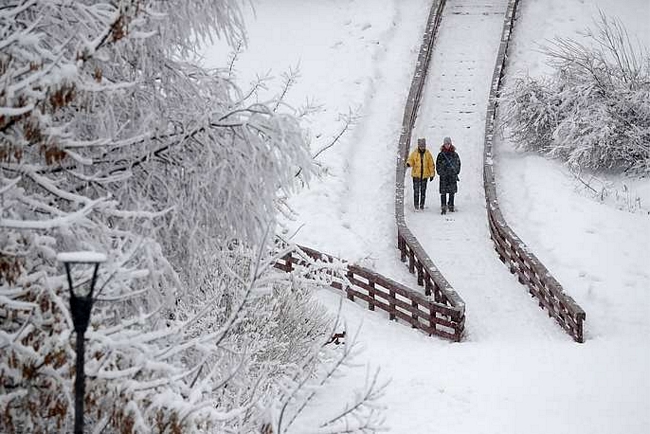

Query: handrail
[[394, 0, 467, 332], [482, 0, 586, 342], [274, 245, 464, 341]]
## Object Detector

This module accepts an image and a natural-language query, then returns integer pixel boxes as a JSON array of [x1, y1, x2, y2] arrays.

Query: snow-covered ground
[[202, 0, 650, 432]]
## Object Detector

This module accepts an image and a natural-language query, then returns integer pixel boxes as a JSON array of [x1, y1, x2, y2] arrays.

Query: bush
[[502, 12, 650, 174]]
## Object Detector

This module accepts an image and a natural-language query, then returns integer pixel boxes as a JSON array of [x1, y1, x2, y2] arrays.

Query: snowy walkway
[[409, 0, 567, 342]]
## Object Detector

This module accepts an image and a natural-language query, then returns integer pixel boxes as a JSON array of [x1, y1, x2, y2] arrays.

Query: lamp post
[[57, 251, 106, 434]]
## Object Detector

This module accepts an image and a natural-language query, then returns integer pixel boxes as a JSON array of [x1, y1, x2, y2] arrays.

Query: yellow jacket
[[407, 149, 435, 179]]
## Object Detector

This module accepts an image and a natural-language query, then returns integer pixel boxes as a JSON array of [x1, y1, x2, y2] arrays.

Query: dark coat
[[436, 145, 461, 194]]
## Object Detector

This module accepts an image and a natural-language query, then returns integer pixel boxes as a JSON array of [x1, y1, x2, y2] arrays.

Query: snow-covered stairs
[[408, 0, 569, 342]]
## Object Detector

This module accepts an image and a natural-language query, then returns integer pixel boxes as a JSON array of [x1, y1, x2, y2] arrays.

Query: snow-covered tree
[[501, 12, 650, 174], [1, 1, 384, 432]]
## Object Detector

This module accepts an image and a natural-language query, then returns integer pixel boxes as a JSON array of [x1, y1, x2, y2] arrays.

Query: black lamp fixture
[[57, 251, 106, 434]]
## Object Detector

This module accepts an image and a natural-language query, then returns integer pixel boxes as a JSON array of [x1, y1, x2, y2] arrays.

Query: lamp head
[[57, 251, 106, 297], [57, 251, 106, 333]]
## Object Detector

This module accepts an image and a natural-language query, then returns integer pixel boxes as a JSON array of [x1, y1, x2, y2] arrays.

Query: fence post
[[284, 253, 293, 272], [434, 286, 443, 304], [411, 300, 418, 328], [368, 281, 375, 311], [346, 270, 354, 301], [576, 313, 585, 343], [389, 289, 396, 320], [454, 324, 462, 342]]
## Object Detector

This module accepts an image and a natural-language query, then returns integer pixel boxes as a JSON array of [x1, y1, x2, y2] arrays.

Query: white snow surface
[[202, 0, 650, 432]]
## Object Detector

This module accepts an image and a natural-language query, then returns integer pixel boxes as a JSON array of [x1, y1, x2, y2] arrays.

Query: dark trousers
[[413, 177, 428, 209], [440, 193, 455, 208]]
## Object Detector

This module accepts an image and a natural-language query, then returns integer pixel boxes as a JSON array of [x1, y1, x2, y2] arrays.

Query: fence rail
[[482, 0, 586, 342], [275, 245, 464, 341]]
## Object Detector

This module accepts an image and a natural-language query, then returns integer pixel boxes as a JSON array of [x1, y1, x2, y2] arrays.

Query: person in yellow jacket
[[406, 138, 435, 210]]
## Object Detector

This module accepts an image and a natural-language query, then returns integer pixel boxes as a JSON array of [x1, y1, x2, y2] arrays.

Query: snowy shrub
[[501, 12, 650, 174], [0, 1, 375, 433]]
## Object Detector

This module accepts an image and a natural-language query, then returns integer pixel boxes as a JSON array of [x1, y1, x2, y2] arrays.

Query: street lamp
[[57, 251, 107, 434]]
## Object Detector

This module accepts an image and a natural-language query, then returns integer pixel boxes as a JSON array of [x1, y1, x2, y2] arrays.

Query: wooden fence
[[482, 0, 586, 342], [274, 245, 464, 342]]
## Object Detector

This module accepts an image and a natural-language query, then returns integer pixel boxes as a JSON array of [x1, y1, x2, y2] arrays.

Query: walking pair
[[406, 136, 461, 214]]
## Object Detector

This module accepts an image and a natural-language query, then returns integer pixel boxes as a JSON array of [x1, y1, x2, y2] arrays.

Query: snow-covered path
[[334, 0, 423, 271], [408, 0, 567, 342]]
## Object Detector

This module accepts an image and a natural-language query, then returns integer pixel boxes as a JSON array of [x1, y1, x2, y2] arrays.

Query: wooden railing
[[482, 0, 586, 342], [393, 0, 467, 337], [397, 232, 465, 309], [274, 245, 464, 341]]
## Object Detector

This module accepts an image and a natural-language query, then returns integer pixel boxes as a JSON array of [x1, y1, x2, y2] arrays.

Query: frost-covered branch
[[295, 108, 360, 179], [273, 64, 301, 112], [317, 368, 388, 433], [271, 322, 388, 434], [312, 109, 361, 161]]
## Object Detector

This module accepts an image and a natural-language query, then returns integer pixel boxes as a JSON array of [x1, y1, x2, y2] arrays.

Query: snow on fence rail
[[394, 0, 467, 338], [483, 0, 586, 342], [274, 245, 464, 341]]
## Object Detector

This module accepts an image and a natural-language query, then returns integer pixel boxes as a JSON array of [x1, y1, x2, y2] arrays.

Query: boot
[[449, 205, 454, 212], [441, 205, 447, 215], [448, 194, 455, 212]]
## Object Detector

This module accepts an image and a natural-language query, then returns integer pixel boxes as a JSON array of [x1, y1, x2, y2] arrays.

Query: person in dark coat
[[436, 136, 461, 214], [406, 138, 436, 210]]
